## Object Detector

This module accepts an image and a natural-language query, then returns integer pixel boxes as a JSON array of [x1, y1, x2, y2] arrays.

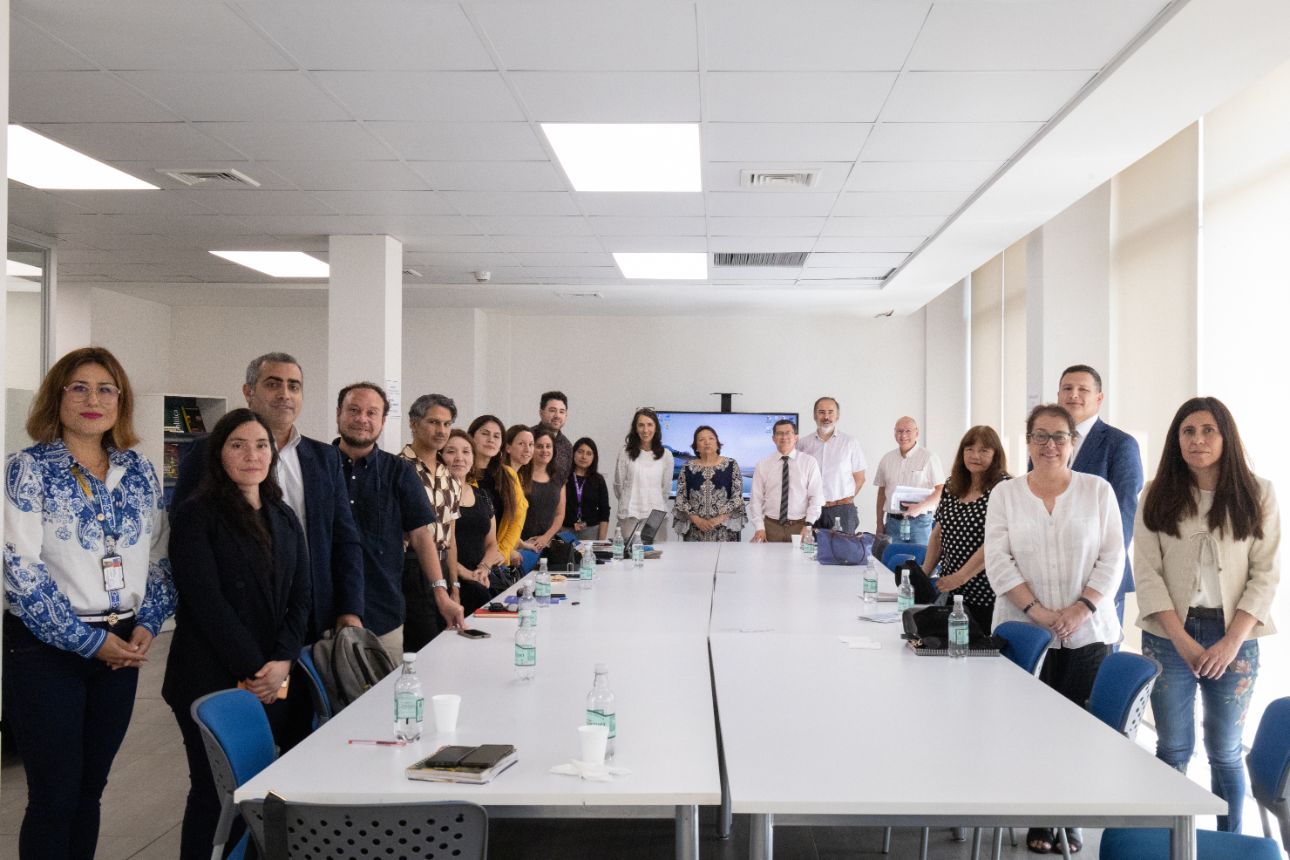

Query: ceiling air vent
[[739, 169, 820, 189], [713, 252, 810, 268], [157, 168, 261, 187]]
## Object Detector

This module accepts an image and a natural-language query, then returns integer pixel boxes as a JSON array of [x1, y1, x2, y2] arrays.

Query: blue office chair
[[1087, 651, 1162, 740], [994, 621, 1054, 676], [297, 645, 333, 728], [882, 542, 927, 568], [239, 796, 488, 859], [191, 689, 278, 860], [1099, 827, 1282, 859], [1248, 696, 1290, 848]]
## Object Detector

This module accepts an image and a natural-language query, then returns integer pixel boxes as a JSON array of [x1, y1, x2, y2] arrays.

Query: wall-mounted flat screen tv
[[654, 411, 799, 498]]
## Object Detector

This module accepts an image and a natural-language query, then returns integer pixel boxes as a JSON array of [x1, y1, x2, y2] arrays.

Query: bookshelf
[[136, 394, 227, 507]]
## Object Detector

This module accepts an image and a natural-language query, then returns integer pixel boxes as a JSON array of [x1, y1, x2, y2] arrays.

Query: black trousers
[[2, 613, 139, 860], [1039, 641, 1112, 708]]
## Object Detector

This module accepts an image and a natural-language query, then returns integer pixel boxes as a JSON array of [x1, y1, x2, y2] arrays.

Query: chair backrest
[[882, 542, 926, 567], [191, 689, 277, 798], [239, 797, 488, 860], [297, 645, 333, 726], [1247, 696, 1290, 806], [1086, 652, 1162, 740], [994, 621, 1054, 676]]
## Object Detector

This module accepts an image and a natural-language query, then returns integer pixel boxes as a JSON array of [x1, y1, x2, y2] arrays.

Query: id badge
[[101, 555, 125, 593]]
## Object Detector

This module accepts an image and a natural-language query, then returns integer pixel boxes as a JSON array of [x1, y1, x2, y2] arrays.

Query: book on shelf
[[406, 744, 517, 785], [162, 442, 181, 480], [163, 404, 185, 434], [180, 405, 206, 434]]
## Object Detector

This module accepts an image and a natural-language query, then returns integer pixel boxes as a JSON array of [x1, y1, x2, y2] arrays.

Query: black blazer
[[162, 494, 312, 709], [174, 433, 363, 635]]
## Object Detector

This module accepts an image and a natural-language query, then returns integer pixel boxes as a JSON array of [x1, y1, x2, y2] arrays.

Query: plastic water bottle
[[514, 586, 537, 681], [393, 653, 424, 741], [612, 527, 625, 561], [897, 570, 915, 612], [585, 663, 617, 760], [948, 595, 970, 658], [579, 547, 595, 591], [862, 556, 879, 603], [899, 514, 912, 543], [631, 542, 644, 568], [802, 529, 816, 560], [518, 582, 538, 630], [535, 558, 552, 606]]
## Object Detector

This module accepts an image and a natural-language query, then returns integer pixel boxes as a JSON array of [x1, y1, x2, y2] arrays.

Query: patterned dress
[[933, 480, 1007, 630], [672, 458, 747, 542]]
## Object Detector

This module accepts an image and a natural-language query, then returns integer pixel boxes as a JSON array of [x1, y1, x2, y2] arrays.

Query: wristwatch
[[430, 579, 448, 591]]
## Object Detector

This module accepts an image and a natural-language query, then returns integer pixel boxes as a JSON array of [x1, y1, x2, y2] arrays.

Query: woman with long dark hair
[[613, 408, 674, 542], [4, 347, 175, 860], [519, 426, 567, 553], [563, 437, 612, 540], [442, 430, 504, 607], [925, 425, 1009, 633], [468, 415, 527, 567], [1136, 397, 1279, 834], [163, 409, 311, 859]]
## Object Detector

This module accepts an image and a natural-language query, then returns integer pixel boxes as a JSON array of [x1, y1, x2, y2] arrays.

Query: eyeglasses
[[1027, 430, 1073, 447], [63, 383, 121, 403]]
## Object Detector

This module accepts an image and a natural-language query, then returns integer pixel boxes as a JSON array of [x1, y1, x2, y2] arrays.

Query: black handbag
[[900, 605, 1002, 655], [543, 536, 576, 570], [487, 563, 520, 596]]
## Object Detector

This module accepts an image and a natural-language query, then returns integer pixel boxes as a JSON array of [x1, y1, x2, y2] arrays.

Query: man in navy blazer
[[173, 352, 363, 639], [1059, 364, 1144, 628]]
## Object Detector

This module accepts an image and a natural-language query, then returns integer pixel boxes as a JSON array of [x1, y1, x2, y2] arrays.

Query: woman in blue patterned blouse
[[3, 347, 175, 860]]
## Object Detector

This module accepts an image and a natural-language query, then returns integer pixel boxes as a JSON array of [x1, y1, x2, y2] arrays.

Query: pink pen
[[347, 739, 407, 747]]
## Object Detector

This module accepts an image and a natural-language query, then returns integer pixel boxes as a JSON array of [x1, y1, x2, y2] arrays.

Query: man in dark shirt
[[334, 382, 464, 663], [533, 390, 573, 486]]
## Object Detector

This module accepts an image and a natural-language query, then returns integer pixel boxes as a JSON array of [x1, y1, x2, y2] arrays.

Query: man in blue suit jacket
[[173, 352, 363, 639], [1059, 365, 1144, 629]]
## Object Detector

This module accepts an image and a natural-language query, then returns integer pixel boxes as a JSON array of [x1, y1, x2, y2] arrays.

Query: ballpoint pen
[[348, 739, 408, 747]]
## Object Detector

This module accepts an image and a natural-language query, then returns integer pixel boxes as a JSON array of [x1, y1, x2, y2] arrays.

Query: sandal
[[1027, 827, 1054, 854], [1061, 827, 1083, 854]]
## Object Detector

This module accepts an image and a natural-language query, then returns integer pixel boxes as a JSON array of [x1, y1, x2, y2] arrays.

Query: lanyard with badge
[[72, 463, 125, 612]]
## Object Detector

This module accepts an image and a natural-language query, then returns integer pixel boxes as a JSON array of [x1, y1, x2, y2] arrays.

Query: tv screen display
[[655, 411, 799, 498]]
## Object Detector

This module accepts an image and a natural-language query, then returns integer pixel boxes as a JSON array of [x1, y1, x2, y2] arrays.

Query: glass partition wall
[[6, 237, 51, 457]]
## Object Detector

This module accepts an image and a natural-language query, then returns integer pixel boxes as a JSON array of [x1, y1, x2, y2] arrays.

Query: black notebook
[[406, 744, 518, 785]]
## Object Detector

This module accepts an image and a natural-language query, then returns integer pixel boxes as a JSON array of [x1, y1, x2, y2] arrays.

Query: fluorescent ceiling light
[[8, 125, 158, 190], [211, 251, 329, 278], [613, 252, 707, 280], [542, 124, 701, 192], [7, 260, 42, 278]]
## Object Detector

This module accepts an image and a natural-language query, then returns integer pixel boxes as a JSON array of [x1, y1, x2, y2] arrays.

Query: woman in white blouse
[[985, 403, 1124, 854], [613, 408, 674, 542], [1135, 397, 1279, 834]]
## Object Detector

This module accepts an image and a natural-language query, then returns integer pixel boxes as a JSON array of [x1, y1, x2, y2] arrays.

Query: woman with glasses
[[3, 347, 175, 860], [985, 404, 1124, 854], [613, 408, 674, 542], [1135, 397, 1279, 834]]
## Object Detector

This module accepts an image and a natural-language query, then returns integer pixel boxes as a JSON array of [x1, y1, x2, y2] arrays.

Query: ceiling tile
[[511, 72, 700, 121], [473, 216, 594, 237], [46, 190, 217, 216], [821, 216, 944, 237], [16, 0, 292, 71], [882, 71, 1094, 122], [405, 252, 519, 270], [118, 71, 350, 122], [11, 72, 181, 122], [847, 160, 999, 192], [511, 252, 615, 268], [259, 161, 430, 191], [704, 0, 930, 71], [601, 236, 707, 252], [438, 191, 580, 216], [704, 161, 853, 193], [574, 193, 706, 216], [10, 17, 96, 71], [706, 236, 815, 252], [471, 1, 698, 71], [708, 216, 825, 236], [706, 72, 895, 122], [803, 252, 908, 269], [860, 122, 1042, 161], [28, 123, 242, 163], [314, 72, 524, 122], [310, 191, 455, 215], [236, 214, 482, 237], [196, 122, 397, 161], [523, 266, 620, 279], [168, 190, 347, 217], [833, 191, 970, 217], [489, 236, 605, 253], [588, 216, 707, 236], [403, 236, 504, 253], [8, 187, 93, 216], [907, 1, 1168, 71], [53, 213, 255, 237], [370, 123, 547, 161], [237, 2, 495, 70], [410, 161, 567, 192], [704, 123, 871, 162], [709, 265, 803, 280], [706, 192, 837, 217]]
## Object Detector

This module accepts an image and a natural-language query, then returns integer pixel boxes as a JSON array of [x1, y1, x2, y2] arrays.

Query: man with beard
[[796, 396, 867, 534]]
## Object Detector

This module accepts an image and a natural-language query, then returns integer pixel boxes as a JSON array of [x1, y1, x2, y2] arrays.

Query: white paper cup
[[432, 694, 461, 733], [790, 534, 802, 548], [578, 724, 609, 765]]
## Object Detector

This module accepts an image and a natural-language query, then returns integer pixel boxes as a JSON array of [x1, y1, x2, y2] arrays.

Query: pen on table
[[348, 739, 407, 747]]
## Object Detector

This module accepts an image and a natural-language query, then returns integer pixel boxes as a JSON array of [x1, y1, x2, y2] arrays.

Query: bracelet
[[430, 579, 448, 591], [1077, 596, 1097, 614], [1021, 599, 1039, 615]]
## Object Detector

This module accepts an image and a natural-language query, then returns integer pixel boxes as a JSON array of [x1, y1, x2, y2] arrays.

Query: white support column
[[327, 235, 403, 451]]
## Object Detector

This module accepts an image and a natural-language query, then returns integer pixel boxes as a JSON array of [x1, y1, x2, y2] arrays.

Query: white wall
[[90, 288, 172, 396]]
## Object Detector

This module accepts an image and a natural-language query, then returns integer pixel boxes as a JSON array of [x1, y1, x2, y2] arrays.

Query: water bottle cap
[[953, 595, 963, 605], [402, 652, 416, 662], [594, 662, 608, 673]]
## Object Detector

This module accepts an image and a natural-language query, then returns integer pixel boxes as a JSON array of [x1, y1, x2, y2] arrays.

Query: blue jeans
[[884, 513, 933, 546], [1142, 621, 1260, 833], [816, 504, 859, 535]]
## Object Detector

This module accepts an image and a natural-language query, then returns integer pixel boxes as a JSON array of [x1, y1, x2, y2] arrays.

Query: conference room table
[[237, 541, 1223, 860]]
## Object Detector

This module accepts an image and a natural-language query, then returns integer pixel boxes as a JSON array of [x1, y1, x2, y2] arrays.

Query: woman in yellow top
[[1136, 396, 1280, 834], [467, 415, 528, 567]]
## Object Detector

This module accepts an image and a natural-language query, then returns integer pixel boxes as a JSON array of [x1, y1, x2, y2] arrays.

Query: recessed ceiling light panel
[[542, 123, 701, 192], [613, 252, 707, 280], [211, 251, 329, 278], [8, 125, 158, 190]]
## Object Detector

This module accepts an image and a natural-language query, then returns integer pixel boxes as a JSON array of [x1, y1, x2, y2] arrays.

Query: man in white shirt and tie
[[750, 420, 823, 543], [874, 416, 945, 546], [796, 396, 866, 534]]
